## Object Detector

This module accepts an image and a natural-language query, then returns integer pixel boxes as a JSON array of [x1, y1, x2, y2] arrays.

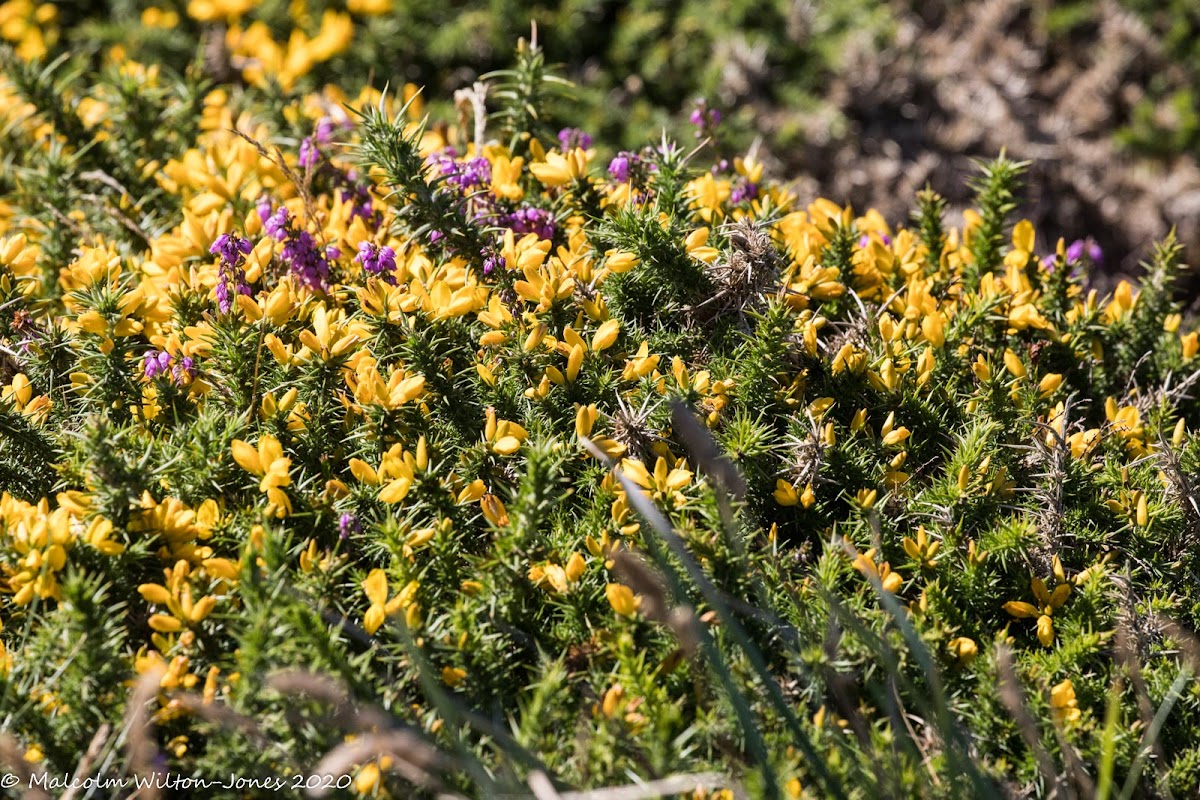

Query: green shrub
[[2, 16, 1200, 800]]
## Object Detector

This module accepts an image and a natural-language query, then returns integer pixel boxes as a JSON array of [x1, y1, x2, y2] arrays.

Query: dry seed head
[[607, 394, 662, 460], [691, 216, 783, 328]]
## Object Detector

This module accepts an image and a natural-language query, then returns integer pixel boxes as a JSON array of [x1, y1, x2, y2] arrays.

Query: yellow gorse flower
[[348, 438, 427, 504], [138, 559, 219, 636], [621, 456, 693, 507], [605, 583, 640, 617], [1003, 555, 1071, 647], [851, 546, 904, 594], [361, 568, 420, 635], [1049, 679, 1082, 725], [528, 553, 587, 594], [231, 434, 292, 517], [529, 147, 589, 187], [902, 525, 940, 569], [484, 407, 528, 455]]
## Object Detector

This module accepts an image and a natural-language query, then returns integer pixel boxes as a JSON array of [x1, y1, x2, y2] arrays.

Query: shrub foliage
[[2, 16, 1200, 800]]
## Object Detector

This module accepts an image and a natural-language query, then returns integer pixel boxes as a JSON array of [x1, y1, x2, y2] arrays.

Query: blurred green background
[[13, 0, 1200, 285]]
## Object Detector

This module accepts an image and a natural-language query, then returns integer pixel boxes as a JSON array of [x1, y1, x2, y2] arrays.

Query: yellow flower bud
[[773, 479, 799, 507], [606, 583, 640, 616], [1038, 373, 1063, 398], [565, 552, 587, 583], [800, 483, 816, 508], [1183, 332, 1199, 361], [591, 319, 620, 352], [1003, 349, 1026, 379], [605, 250, 639, 274], [971, 356, 991, 382], [947, 636, 978, 665]]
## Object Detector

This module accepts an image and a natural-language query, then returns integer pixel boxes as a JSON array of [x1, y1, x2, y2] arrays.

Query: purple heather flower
[[143, 351, 195, 385], [689, 99, 721, 135], [338, 185, 376, 222], [339, 512, 360, 540], [558, 127, 593, 150], [447, 157, 491, 191], [506, 207, 556, 241], [426, 150, 489, 191], [229, 202, 336, 295], [428, 230, 445, 244], [265, 207, 290, 241], [730, 181, 759, 205], [210, 233, 252, 264], [355, 242, 397, 284], [280, 229, 330, 291], [609, 151, 648, 183], [173, 356, 196, 384], [210, 233, 253, 313], [143, 350, 170, 379], [604, 154, 633, 183], [1066, 238, 1102, 266], [298, 137, 319, 169], [315, 116, 346, 145], [858, 232, 893, 249], [482, 249, 504, 276]]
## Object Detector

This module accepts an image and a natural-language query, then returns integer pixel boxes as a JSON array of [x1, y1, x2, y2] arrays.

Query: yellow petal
[[565, 552, 586, 582], [1012, 219, 1035, 254], [202, 558, 239, 581], [1037, 615, 1055, 647], [363, 605, 385, 636], [567, 343, 584, 382], [190, 595, 216, 623], [231, 439, 262, 474], [362, 569, 389, 606], [480, 494, 509, 526], [138, 584, 173, 606], [148, 614, 182, 633], [1003, 601, 1039, 619], [1032, 577, 1051, 606], [378, 477, 412, 504], [456, 479, 487, 505], [493, 435, 522, 455], [349, 458, 380, 485], [258, 434, 283, 466], [606, 583, 639, 617], [591, 319, 620, 353]]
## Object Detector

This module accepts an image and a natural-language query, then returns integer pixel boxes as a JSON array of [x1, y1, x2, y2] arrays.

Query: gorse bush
[[0, 0, 892, 160], [4, 18, 1200, 800]]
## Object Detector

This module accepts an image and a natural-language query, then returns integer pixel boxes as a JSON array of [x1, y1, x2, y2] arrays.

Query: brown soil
[[765, 0, 1200, 298]]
